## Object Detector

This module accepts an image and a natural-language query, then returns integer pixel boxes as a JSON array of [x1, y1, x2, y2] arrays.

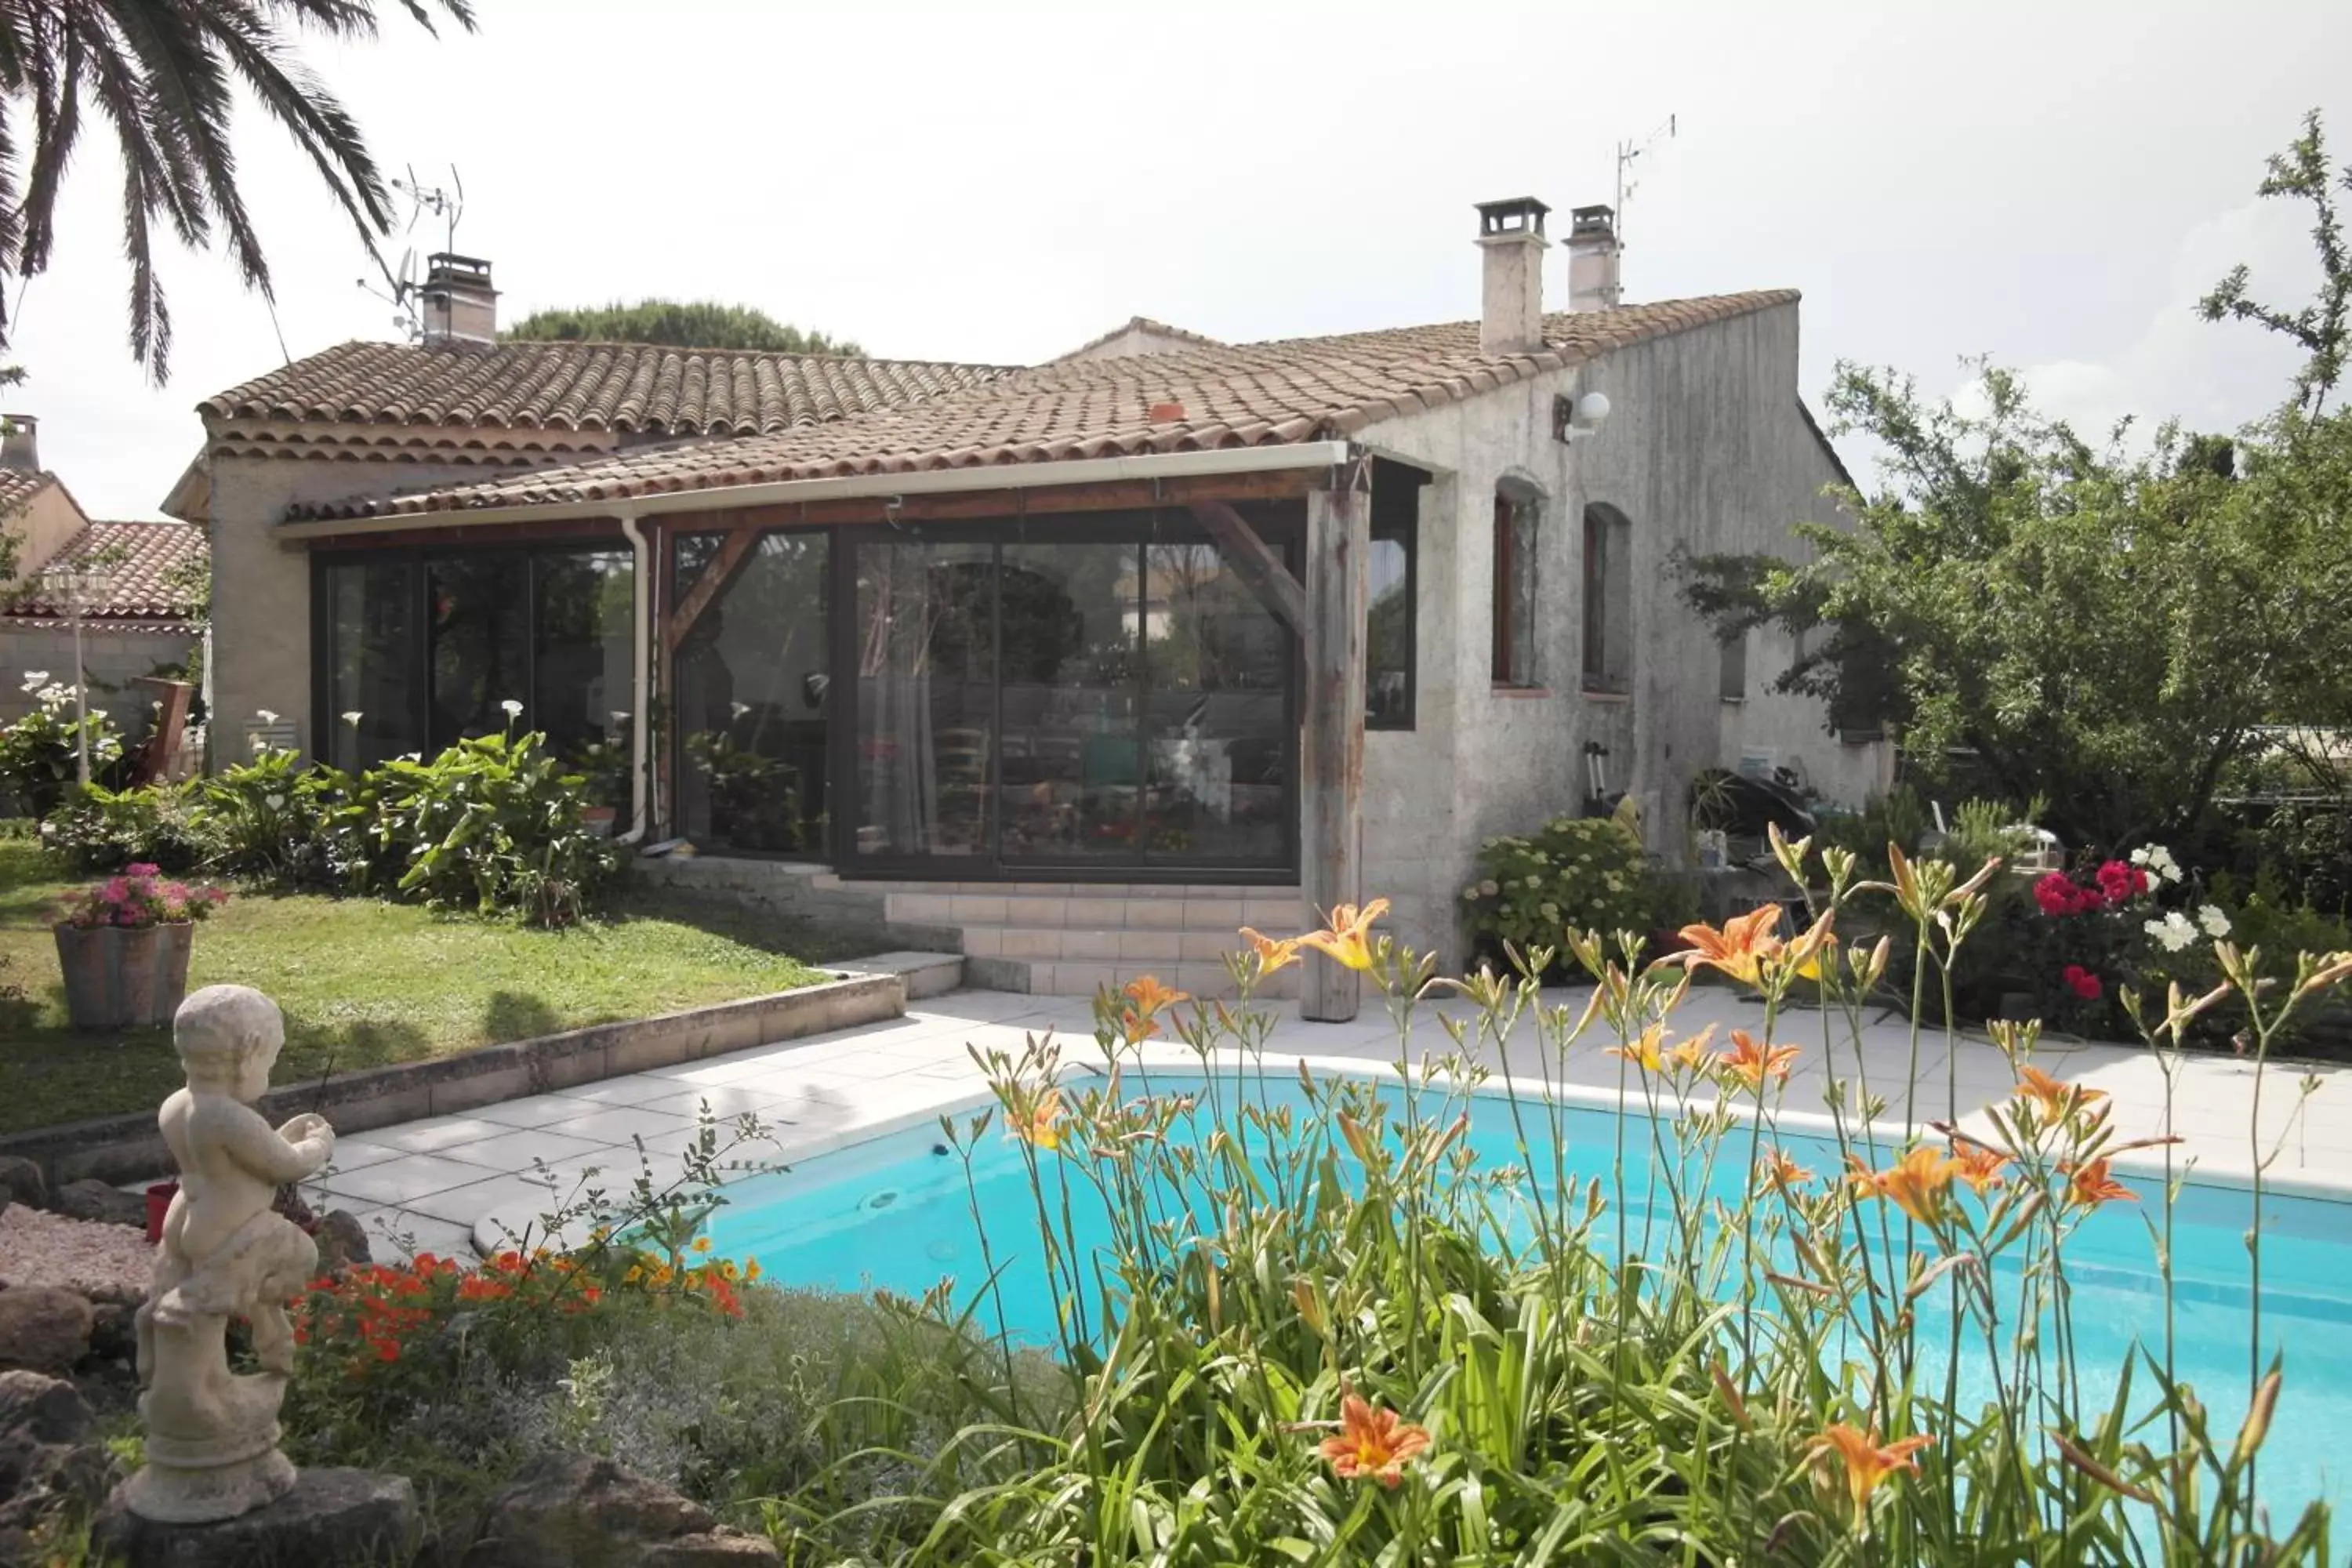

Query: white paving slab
[[281, 985, 2347, 1258]]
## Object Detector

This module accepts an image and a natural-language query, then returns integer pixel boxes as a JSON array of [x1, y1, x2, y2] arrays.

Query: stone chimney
[[1566, 205, 1622, 314], [0, 414, 38, 472], [1475, 198, 1550, 356], [419, 252, 498, 347]]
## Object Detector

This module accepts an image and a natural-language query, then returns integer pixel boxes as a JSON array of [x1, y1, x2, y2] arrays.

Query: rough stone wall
[[1354, 301, 1892, 967]]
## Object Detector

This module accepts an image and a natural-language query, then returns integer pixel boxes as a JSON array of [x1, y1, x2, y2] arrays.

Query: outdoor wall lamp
[[1554, 390, 1613, 445]]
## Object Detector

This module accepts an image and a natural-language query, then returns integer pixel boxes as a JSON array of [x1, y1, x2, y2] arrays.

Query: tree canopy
[[1682, 111, 2352, 855], [502, 300, 862, 357], [0, 0, 475, 382]]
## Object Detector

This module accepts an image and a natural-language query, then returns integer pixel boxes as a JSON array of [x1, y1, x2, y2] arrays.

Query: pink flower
[[125, 862, 161, 878]]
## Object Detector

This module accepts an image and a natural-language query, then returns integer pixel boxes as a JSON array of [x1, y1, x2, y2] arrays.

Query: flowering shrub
[[53, 863, 227, 929], [1461, 808, 1685, 964], [0, 673, 124, 816]]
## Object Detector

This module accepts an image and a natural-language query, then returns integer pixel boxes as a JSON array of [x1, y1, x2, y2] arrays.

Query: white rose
[[2198, 905, 2232, 938]]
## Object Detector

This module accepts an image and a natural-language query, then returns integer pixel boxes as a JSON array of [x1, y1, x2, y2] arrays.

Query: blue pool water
[[706, 1067, 2351, 1527]]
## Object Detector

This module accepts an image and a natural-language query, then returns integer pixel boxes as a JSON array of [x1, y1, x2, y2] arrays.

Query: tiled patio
[[299, 986, 2352, 1263]]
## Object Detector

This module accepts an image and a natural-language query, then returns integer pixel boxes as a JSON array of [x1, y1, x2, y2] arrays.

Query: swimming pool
[[704, 1062, 2352, 1525]]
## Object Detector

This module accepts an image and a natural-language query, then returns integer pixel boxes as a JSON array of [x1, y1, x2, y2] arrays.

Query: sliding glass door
[[842, 510, 1298, 879]]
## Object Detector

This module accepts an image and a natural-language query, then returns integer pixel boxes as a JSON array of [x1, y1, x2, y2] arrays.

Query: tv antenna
[[1613, 114, 1676, 252], [357, 164, 466, 341]]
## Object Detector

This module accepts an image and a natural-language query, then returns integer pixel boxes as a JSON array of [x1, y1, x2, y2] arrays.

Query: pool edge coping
[[466, 1045, 2352, 1258]]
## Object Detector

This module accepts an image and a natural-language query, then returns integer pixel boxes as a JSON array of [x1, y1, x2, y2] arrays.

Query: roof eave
[[274, 441, 1359, 541]]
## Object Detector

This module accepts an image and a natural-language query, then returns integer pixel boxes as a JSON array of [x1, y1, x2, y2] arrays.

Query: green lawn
[[0, 843, 864, 1135]]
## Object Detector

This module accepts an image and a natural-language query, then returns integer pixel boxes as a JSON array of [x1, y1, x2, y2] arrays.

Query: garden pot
[[582, 804, 619, 836], [146, 1181, 179, 1244], [53, 920, 195, 1031]]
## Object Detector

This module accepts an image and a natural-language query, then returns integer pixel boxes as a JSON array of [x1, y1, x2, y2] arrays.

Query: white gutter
[[615, 508, 652, 845], [274, 441, 1357, 540]]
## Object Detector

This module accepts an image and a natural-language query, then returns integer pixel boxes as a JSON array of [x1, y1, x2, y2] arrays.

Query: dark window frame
[[1581, 502, 1632, 696], [1367, 457, 1426, 730], [310, 535, 634, 770], [1492, 485, 1541, 688]]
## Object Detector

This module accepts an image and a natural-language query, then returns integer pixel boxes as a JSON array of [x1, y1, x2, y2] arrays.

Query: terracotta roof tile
[[288, 292, 1797, 521], [201, 340, 1011, 437], [1053, 315, 1229, 360], [5, 521, 205, 624]]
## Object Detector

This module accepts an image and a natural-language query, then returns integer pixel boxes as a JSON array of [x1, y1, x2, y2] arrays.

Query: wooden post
[[132, 678, 195, 784], [1301, 460, 1370, 1022]]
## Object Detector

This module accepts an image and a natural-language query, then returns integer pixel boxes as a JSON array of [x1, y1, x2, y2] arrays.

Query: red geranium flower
[[2062, 964, 2102, 1000]]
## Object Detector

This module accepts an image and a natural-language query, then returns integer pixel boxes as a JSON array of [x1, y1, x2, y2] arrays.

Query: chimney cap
[[1475, 197, 1551, 239], [1569, 205, 1617, 238]]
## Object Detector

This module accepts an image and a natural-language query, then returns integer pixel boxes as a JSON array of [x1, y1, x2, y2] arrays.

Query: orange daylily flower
[[1949, 1141, 2010, 1196], [1116, 975, 1189, 1042], [1298, 898, 1392, 972], [1239, 927, 1302, 975], [1809, 1423, 1933, 1527], [1317, 1392, 1432, 1487], [1717, 1029, 1801, 1090], [1848, 1146, 1960, 1226], [1759, 1147, 1814, 1189], [1606, 1022, 1717, 1075], [2015, 1065, 2107, 1121], [2061, 1156, 2138, 1208], [1671, 904, 1784, 989], [1011, 1087, 1065, 1151]]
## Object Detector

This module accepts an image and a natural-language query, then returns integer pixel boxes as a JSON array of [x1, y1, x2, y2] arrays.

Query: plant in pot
[[53, 863, 228, 1030], [568, 734, 631, 833]]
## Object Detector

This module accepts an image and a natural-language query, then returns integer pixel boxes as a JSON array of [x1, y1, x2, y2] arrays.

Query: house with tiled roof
[[182, 208, 1889, 1018], [2, 419, 205, 728]]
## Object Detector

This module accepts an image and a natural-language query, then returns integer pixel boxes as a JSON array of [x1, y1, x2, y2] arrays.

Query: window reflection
[[673, 532, 830, 854]]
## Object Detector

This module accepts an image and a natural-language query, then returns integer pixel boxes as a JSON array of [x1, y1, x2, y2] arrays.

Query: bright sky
[[13, 0, 2350, 520]]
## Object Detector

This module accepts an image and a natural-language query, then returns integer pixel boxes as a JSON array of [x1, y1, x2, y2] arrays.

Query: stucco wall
[[2, 480, 90, 583], [1355, 301, 1890, 967]]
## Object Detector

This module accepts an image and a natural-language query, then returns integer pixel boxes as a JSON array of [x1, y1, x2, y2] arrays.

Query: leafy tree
[[503, 300, 862, 357], [1682, 113, 2352, 855], [0, 0, 477, 382]]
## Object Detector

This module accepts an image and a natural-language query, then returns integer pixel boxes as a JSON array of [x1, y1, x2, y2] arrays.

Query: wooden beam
[[1300, 463, 1371, 1023], [665, 528, 759, 652], [657, 470, 1317, 536], [1188, 499, 1306, 637]]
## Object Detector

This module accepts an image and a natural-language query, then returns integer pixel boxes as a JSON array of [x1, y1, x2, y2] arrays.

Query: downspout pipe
[[616, 508, 652, 845]]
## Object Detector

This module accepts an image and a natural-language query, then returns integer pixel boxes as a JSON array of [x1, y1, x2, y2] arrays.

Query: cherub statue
[[118, 984, 335, 1524]]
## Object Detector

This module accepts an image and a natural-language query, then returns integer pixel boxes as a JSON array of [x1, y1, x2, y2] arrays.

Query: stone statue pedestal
[[96, 1467, 419, 1568]]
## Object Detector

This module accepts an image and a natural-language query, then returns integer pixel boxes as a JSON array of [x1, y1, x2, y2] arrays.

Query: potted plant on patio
[[53, 863, 228, 1030]]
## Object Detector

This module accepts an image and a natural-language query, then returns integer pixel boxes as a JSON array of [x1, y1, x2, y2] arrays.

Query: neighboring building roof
[[199, 340, 1012, 438], [290, 291, 1797, 522], [3, 521, 205, 629], [1053, 316, 1229, 361]]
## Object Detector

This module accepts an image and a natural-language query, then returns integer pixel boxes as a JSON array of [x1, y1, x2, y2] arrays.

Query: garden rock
[[94, 1465, 418, 1568], [49, 1181, 146, 1231], [0, 1161, 40, 1214], [0, 1370, 113, 1539], [461, 1454, 779, 1567], [311, 1209, 372, 1276], [0, 1289, 93, 1376]]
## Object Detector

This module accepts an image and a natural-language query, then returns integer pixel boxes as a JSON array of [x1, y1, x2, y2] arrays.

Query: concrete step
[[955, 925, 1243, 964], [833, 950, 965, 1000]]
